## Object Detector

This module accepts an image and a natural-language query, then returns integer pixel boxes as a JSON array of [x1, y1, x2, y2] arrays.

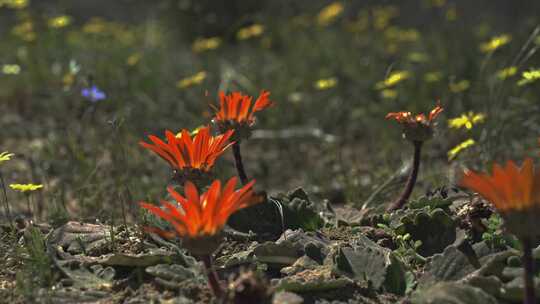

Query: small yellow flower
[[2, 0, 28, 9], [10, 183, 43, 193], [445, 6, 457, 21], [480, 34, 511, 53], [237, 24, 265, 40], [126, 53, 142, 66], [496, 66, 517, 80], [408, 52, 428, 63], [317, 2, 344, 26], [12, 20, 36, 42], [48, 15, 72, 29], [424, 71, 442, 83], [449, 79, 470, 93], [2, 64, 21, 75], [448, 112, 486, 130], [373, 6, 399, 30], [381, 89, 397, 99], [176, 71, 207, 89], [192, 37, 221, 53], [314, 77, 338, 90], [517, 68, 540, 86], [375, 70, 410, 89], [448, 138, 475, 160], [0, 152, 14, 164], [83, 18, 107, 34]]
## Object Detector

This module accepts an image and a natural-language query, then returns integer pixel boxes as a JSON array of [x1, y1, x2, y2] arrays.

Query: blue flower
[[81, 85, 106, 103]]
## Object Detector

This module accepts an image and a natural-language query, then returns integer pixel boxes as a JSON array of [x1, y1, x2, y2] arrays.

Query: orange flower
[[386, 104, 443, 141], [140, 177, 260, 253], [140, 126, 234, 173], [213, 90, 272, 125], [460, 158, 540, 237]]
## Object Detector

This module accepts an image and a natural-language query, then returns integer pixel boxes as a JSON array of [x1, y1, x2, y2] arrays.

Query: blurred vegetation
[[1, 0, 540, 222]]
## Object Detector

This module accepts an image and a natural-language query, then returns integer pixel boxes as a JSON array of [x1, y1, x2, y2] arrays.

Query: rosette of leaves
[[228, 188, 325, 237], [388, 206, 457, 256]]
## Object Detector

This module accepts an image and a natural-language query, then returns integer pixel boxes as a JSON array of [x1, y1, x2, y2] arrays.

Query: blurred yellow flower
[[448, 139, 475, 160], [314, 77, 338, 90], [408, 52, 428, 62], [517, 68, 540, 86], [496, 66, 517, 80], [373, 6, 399, 30], [445, 6, 457, 21], [83, 18, 107, 34], [429, 0, 446, 7], [12, 20, 36, 41], [192, 37, 221, 53], [0, 152, 14, 164], [126, 53, 142, 66], [381, 89, 398, 99], [449, 79, 470, 93], [448, 112, 486, 130], [176, 71, 207, 89], [2, 64, 21, 75], [1, 0, 28, 9], [10, 183, 43, 193], [385, 27, 420, 43], [376, 70, 410, 89], [424, 71, 442, 83], [317, 2, 344, 26], [48, 15, 72, 29], [237, 24, 265, 40], [480, 34, 511, 53]]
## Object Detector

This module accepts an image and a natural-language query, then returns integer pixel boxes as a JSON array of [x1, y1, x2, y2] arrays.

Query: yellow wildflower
[[10, 183, 43, 193], [517, 68, 540, 86], [314, 77, 338, 90], [48, 15, 72, 29], [448, 112, 486, 130], [375, 70, 410, 89], [83, 18, 107, 34], [448, 139, 475, 160], [237, 24, 265, 40], [2, 0, 28, 9], [408, 52, 428, 63], [496, 66, 517, 80], [480, 34, 511, 53], [449, 80, 470, 93], [424, 71, 442, 83], [176, 71, 207, 89], [2, 64, 21, 75], [373, 6, 399, 30], [317, 2, 344, 26], [0, 152, 14, 164], [445, 6, 457, 21], [192, 37, 221, 53], [12, 20, 36, 42], [381, 89, 398, 99], [126, 53, 142, 66]]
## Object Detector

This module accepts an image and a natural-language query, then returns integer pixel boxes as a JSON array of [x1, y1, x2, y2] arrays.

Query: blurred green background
[[1, 0, 539, 221]]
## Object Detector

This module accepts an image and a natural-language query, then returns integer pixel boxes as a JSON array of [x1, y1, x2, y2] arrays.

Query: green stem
[[522, 237, 536, 304], [25, 194, 32, 220], [387, 141, 423, 211]]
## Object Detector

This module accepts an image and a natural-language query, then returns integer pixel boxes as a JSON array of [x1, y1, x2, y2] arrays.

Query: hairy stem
[[200, 254, 223, 298], [522, 237, 536, 304], [0, 171, 12, 225], [232, 141, 248, 185], [387, 141, 423, 211]]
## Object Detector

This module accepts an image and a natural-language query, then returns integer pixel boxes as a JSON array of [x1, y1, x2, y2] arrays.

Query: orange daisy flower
[[212, 91, 273, 139], [386, 104, 443, 141], [140, 177, 260, 254], [140, 126, 233, 172], [460, 158, 540, 238]]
